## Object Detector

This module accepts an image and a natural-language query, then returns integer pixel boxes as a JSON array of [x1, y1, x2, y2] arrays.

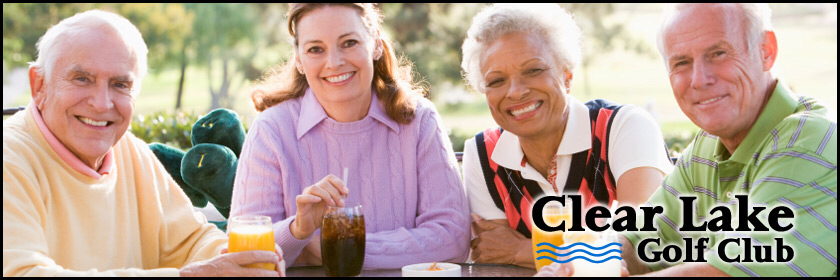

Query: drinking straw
[[342, 168, 349, 200]]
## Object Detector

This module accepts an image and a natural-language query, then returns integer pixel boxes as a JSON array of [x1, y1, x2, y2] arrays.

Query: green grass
[[660, 121, 699, 135], [135, 66, 260, 121]]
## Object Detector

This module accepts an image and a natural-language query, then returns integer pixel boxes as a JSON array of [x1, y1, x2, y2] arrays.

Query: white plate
[[401, 262, 461, 277]]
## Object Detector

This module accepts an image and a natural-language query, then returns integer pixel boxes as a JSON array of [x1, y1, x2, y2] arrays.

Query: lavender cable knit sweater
[[230, 88, 470, 269]]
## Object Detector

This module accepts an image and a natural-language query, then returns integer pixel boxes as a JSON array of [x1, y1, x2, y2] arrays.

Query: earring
[[296, 65, 304, 75], [374, 49, 382, 61]]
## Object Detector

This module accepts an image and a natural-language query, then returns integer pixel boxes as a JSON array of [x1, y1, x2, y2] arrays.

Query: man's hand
[[620, 259, 629, 277], [619, 235, 651, 275], [470, 214, 534, 268], [180, 248, 284, 277], [534, 261, 573, 277], [533, 249, 629, 276], [274, 244, 287, 277]]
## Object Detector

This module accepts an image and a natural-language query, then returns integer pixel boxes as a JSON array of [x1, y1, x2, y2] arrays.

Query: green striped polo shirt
[[623, 80, 837, 277]]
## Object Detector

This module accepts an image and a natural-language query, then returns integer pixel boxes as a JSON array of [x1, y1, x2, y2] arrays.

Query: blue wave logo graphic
[[536, 242, 622, 251], [535, 242, 623, 264], [536, 248, 623, 257]]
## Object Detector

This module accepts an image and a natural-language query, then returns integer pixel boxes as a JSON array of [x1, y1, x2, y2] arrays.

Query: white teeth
[[326, 72, 353, 83], [699, 96, 723, 105], [78, 116, 108, 127], [511, 101, 542, 116]]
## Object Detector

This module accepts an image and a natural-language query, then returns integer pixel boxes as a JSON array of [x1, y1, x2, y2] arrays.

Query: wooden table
[[287, 263, 536, 277]]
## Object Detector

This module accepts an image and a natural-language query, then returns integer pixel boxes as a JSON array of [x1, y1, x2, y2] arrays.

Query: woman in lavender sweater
[[230, 3, 469, 269]]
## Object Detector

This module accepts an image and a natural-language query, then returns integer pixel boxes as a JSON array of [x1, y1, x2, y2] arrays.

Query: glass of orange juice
[[228, 215, 276, 270], [531, 199, 572, 271], [563, 229, 621, 277]]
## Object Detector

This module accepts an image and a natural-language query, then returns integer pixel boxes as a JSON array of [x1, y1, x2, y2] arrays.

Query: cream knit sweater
[[3, 108, 227, 276]]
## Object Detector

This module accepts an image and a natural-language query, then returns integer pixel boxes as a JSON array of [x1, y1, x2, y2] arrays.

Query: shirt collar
[[490, 95, 592, 170], [296, 88, 399, 140], [29, 102, 114, 179], [367, 91, 400, 133], [296, 88, 328, 139], [718, 79, 798, 164], [557, 96, 592, 155], [491, 130, 526, 170]]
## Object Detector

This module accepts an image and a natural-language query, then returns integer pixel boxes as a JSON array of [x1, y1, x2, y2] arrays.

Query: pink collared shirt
[[30, 103, 113, 179]]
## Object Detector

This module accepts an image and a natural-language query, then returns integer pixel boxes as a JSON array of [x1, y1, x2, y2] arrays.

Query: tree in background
[[117, 4, 193, 110], [2, 3, 195, 108], [187, 3, 259, 111], [562, 3, 654, 97], [377, 3, 652, 99], [381, 3, 486, 99], [3, 3, 98, 73], [2, 3, 266, 112]]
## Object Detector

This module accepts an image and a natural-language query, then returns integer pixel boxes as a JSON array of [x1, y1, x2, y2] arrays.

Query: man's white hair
[[461, 3, 582, 93], [29, 9, 148, 94], [656, 3, 773, 67]]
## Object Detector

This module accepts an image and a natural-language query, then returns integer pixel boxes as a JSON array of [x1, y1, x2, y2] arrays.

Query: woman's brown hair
[[251, 3, 424, 124]]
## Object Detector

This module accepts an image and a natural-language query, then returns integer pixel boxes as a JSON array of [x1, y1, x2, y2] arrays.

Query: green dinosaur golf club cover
[[190, 108, 246, 157], [148, 143, 208, 207], [181, 143, 237, 218]]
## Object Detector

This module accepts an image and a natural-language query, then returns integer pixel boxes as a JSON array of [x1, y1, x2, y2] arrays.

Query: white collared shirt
[[462, 96, 674, 220]]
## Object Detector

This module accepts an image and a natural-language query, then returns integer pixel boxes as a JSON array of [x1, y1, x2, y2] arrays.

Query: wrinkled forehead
[[662, 4, 747, 52], [663, 4, 743, 39], [51, 28, 139, 79]]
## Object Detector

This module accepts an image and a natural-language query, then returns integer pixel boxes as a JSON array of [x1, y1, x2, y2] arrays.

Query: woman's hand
[[533, 255, 630, 277], [469, 214, 535, 268], [290, 175, 349, 239]]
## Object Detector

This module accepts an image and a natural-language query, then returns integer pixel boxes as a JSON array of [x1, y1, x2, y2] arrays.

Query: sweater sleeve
[[363, 101, 471, 268], [230, 117, 312, 267], [2, 160, 180, 277], [463, 137, 507, 220]]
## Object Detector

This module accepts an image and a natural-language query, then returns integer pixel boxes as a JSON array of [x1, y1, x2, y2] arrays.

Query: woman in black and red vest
[[459, 4, 675, 268]]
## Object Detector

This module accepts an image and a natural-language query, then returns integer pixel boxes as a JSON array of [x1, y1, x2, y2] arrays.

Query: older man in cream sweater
[[3, 10, 283, 277]]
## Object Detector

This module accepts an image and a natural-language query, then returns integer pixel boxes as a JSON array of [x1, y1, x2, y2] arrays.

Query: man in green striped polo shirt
[[620, 3, 837, 277]]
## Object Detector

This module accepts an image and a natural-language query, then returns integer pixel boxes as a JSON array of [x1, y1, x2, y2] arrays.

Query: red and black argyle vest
[[474, 99, 624, 238]]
